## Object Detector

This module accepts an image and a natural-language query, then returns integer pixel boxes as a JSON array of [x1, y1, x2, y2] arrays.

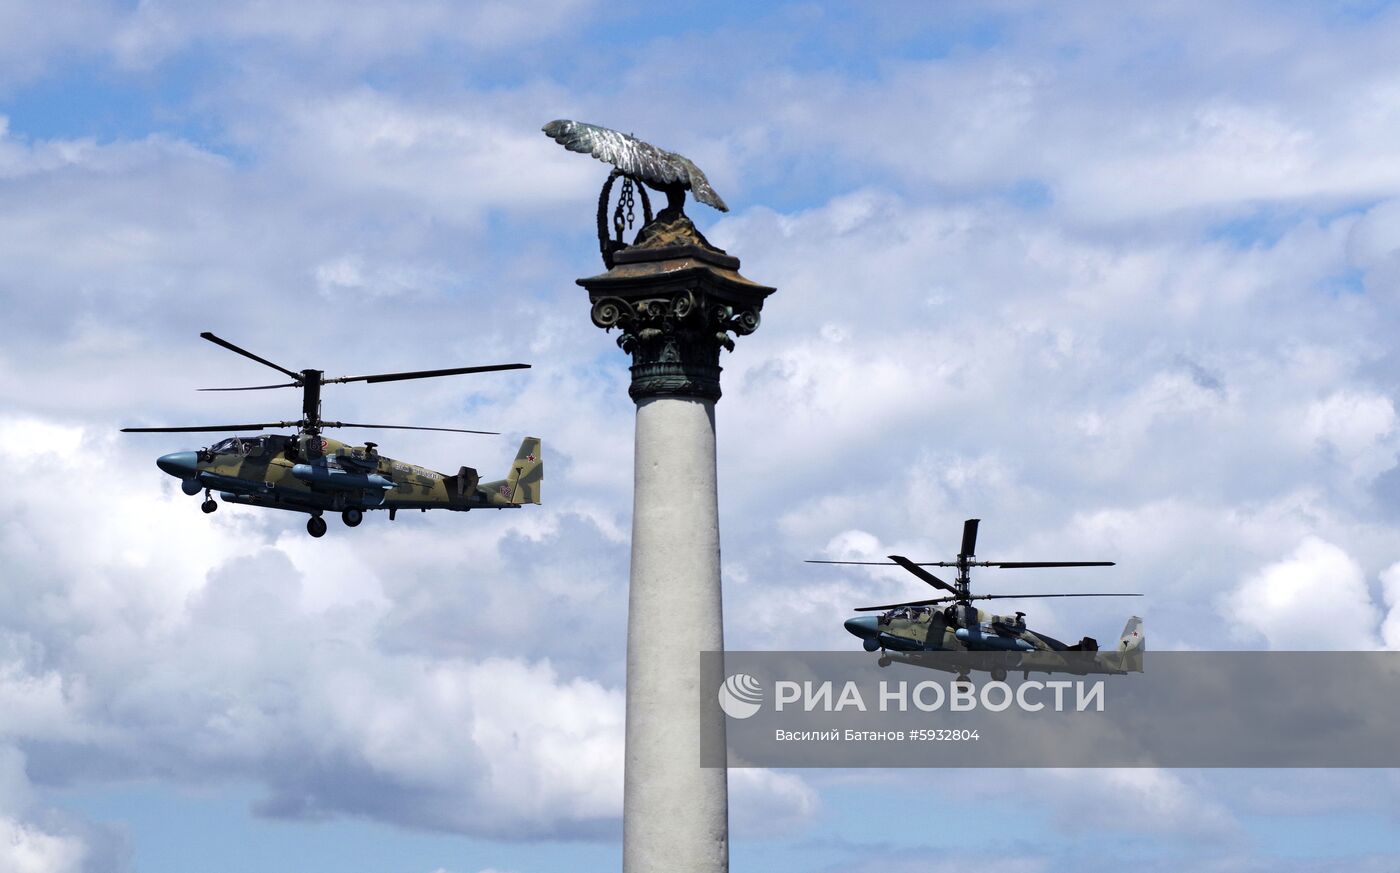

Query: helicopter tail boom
[[479, 437, 543, 506], [1109, 616, 1145, 672]]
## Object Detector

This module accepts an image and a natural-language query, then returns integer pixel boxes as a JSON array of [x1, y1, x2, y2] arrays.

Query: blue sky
[[4, 1, 1400, 871]]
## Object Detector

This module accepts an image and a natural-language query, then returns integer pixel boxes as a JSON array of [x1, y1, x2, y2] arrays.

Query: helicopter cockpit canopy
[[209, 437, 242, 455], [208, 435, 291, 457], [888, 605, 931, 621]]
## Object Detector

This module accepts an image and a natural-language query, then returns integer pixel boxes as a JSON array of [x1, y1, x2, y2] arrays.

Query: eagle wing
[[542, 119, 729, 212]]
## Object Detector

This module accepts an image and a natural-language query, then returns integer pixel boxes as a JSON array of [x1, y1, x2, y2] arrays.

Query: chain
[[612, 176, 637, 241]]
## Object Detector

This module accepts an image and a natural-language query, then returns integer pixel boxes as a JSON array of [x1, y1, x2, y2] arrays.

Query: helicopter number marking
[[390, 461, 439, 481]]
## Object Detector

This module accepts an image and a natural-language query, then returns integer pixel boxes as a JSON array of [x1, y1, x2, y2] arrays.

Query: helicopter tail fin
[[480, 437, 542, 506], [1114, 616, 1145, 672]]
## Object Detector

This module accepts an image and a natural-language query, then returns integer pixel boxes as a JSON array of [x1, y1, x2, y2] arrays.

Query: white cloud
[[0, 417, 626, 838], [1303, 390, 1399, 481], [0, 412, 817, 840], [1380, 561, 1400, 650], [0, 816, 88, 873], [730, 768, 819, 838], [1347, 197, 1400, 298], [1034, 768, 1238, 839], [1240, 769, 1400, 817], [0, 2, 117, 88], [244, 87, 592, 222], [108, 0, 600, 70], [0, 747, 101, 873], [1222, 537, 1380, 649], [6, 1, 1400, 862], [675, 4, 1400, 223]]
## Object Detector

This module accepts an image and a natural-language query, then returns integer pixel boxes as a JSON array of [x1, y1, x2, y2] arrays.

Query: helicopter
[[809, 519, 1144, 682], [122, 332, 542, 538]]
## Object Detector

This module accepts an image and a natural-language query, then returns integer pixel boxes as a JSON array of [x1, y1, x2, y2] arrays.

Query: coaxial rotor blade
[[874, 560, 1116, 568], [323, 422, 499, 435], [197, 382, 301, 392], [326, 363, 531, 385], [806, 559, 971, 567], [806, 557, 959, 594], [199, 332, 301, 379], [982, 561, 1116, 568], [121, 422, 299, 433], [967, 593, 1141, 601], [887, 555, 959, 594], [853, 591, 1142, 612], [855, 597, 955, 612], [960, 518, 980, 558]]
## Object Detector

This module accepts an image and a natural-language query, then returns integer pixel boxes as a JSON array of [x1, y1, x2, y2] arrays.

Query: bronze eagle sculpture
[[542, 119, 729, 214]]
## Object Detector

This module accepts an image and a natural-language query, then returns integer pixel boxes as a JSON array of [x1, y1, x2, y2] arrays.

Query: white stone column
[[623, 395, 726, 872], [578, 214, 774, 873]]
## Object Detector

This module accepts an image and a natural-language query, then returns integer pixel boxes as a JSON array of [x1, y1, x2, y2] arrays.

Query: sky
[[3, 0, 1400, 870]]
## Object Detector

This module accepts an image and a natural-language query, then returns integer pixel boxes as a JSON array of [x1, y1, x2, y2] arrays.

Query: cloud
[[0, 814, 88, 873], [1303, 390, 1400, 482], [1222, 537, 1380, 649], [830, 854, 1049, 873], [730, 769, 819, 838], [0, 2, 118, 88], [0, 416, 625, 838], [235, 86, 594, 223], [104, 0, 601, 71], [0, 745, 127, 873], [6, 1, 1400, 864], [1239, 769, 1400, 817], [1347, 197, 1400, 299], [709, 188, 1400, 654], [1380, 561, 1400, 649], [677, 3, 1400, 223], [0, 413, 817, 840], [1033, 768, 1239, 840]]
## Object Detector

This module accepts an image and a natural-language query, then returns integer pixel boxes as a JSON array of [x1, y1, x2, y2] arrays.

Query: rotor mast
[[301, 369, 323, 434]]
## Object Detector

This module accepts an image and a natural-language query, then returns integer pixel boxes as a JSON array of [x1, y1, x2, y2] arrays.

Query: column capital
[[577, 214, 776, 403]]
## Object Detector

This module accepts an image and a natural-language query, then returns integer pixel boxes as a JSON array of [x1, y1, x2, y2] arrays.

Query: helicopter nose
[[156, 451, 198, 478], [844, 615, 879, 639]]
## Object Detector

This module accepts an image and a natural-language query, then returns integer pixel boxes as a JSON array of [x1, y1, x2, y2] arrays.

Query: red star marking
[[526, 454, 536, 462]]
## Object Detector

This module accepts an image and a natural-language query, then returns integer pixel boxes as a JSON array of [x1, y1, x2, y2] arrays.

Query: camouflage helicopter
[[809, 519, 1143, 682], [122, 332, 542, 538]]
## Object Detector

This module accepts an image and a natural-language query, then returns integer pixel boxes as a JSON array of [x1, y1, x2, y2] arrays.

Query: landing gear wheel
[[956, 672, 972, 689], [201, 499, 217, 514], [341, 508, 363, 528], [990, 666, 1008, 682], [307, 516, 327, 538], [877, 655, 892, 668]]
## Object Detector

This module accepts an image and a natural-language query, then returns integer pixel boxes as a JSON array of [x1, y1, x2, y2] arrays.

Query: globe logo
[[718, 673, 763, 719]]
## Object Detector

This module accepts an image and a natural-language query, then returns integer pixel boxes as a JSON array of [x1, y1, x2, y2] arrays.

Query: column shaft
[[623, 395, 727, 873]]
